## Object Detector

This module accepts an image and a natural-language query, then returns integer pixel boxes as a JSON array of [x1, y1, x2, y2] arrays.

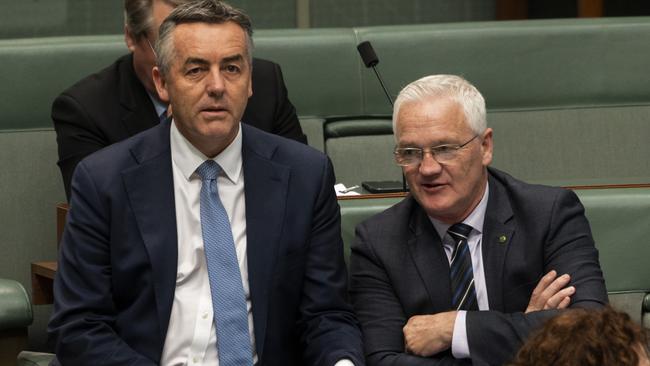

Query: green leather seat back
[[576, 188, 650, 327], [0, 35, 126, 131], [254, 28, 364, 117], [489, 107, 650, 186], [355, 17, 650, 115], [0, 279, 32, 331], [324, 117, 401, 186], [339, 196, 402, 262]]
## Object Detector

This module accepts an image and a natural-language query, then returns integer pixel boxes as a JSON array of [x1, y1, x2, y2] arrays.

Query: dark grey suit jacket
[[349, 168, 607, 366]]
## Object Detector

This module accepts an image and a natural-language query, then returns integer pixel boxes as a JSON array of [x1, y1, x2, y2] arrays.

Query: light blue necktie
[[196, 160, 253, 366]]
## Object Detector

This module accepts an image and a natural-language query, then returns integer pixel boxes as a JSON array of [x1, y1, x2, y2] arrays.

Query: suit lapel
[[118, 54, 159, 137], [240, 125, 290, 360], [482, 174, 514, 312], [121, 121, 178, 341], [407, 200, 454, 311]]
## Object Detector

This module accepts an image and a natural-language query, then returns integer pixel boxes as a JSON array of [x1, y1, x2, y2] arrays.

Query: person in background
[[48, 1, 363, 365], [349, 74, 607, 365], [510, 306, 650, 366], [52, 0, 306, 201]]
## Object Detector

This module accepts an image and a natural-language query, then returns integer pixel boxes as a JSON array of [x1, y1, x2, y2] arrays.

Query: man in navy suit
[[48, 1, 363, 365], [349, 75, 607, 365]]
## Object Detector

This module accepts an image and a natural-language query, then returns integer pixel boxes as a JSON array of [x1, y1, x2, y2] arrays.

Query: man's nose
[[206, 70, 225, 96], [418, 151, 443, 176]]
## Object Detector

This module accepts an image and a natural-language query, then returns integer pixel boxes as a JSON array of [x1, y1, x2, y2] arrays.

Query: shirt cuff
[[334, 359, 355, 366], [451, 310, 470, 359]]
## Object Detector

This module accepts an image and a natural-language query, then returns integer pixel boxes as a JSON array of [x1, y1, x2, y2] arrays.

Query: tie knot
[[195, 160, 221, 181], [448, 223, 473, 241]]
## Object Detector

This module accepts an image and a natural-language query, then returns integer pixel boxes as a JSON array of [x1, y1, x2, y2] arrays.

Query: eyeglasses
[[145, 36, 157, 57], [394, 134, 479, 166]]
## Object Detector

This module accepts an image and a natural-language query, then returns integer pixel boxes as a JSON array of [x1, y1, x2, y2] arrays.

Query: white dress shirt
[[429, 181, 490, 359], [161, 122, 257, 365]]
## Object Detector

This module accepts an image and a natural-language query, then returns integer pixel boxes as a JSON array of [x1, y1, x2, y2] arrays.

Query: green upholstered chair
[[16, 352, 54, 366], [324, 117, 401, 186], [578, 188, 650, 327], [0, 279, 33, 365]]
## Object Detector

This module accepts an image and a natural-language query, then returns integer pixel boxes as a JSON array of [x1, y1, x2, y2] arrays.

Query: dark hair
[[510, 307, 649, 366], [124, 0, 191, 40], [155, 0, 253, 76]]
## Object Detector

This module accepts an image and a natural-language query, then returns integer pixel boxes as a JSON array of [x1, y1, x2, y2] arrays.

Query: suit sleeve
[[350, 224, 471, 366], [52, 93, 110, 201], [466, 188, 608, 366], [269, 62, 307, 144], [297, 157, 365, 366], [48, 162, 157, 366]]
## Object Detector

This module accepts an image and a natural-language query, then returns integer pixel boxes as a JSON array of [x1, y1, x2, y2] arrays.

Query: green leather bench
[[339, 187, 650, 326]]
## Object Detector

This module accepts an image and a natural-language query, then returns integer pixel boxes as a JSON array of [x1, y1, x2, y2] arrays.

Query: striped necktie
[[448, 223, 478, 311]]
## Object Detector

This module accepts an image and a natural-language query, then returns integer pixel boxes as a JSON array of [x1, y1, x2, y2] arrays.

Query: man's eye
[[401, 149, 420, 157], [433, 145, 456, 154], [225, 64, 240, 73], [186, 67, 203, 76]]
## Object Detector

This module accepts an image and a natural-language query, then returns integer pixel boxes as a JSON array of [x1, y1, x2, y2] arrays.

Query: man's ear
[[124, 26, 137, 52], [247, 61, 253, 98], [481, 128, 494, 167], [152, 66, 170, 103]]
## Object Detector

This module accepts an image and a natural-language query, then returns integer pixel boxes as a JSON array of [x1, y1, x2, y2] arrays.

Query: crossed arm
[[403, 270, 575, 357]]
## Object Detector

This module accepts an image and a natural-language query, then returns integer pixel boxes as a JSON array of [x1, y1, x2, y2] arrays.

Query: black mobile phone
[[362, 180, 405, 193]]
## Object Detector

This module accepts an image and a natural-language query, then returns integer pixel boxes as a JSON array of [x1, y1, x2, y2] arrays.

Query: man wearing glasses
[[349, 74, 607, 365]]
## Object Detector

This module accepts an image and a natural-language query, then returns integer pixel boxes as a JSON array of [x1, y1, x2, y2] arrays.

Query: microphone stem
[[372, 66, 393, 107]]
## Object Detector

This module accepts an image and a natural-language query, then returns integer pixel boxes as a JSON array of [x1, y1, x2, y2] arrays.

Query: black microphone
[[356, 41, 393, 106], [356, 41, 407, 193]]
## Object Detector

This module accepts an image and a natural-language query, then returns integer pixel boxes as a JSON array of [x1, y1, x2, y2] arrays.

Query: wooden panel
[[31, 261, 57, 305], [496, 0, 528, 20], [0, 328, 28, 366], [578, 0, 604, 17], [56, 203, 69, 248]]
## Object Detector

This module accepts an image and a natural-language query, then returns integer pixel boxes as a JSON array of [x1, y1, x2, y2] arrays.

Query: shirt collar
[[429, 181, 490, 240], [147, 91, 168, 118], [170, 121, 243, 184]]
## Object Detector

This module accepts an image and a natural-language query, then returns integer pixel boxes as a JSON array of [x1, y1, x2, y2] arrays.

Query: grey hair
[[155, 0, 254, 77], [124, 0, 191, 40], [392, 74, 487, 135]]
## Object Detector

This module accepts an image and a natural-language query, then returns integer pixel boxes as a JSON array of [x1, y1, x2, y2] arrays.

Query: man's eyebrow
[[183, 57, 210, 67], [221, 54, 245, 64]]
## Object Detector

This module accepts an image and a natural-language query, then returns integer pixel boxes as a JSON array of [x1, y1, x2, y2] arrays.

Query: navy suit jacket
[[52, 53, 306, 200], [49, 122, 363, 366], [349, 168, 607, 366]]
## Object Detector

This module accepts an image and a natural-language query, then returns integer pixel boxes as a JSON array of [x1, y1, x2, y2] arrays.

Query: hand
[[403, 311, 457, 357], [525, 270, 575, 313]]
